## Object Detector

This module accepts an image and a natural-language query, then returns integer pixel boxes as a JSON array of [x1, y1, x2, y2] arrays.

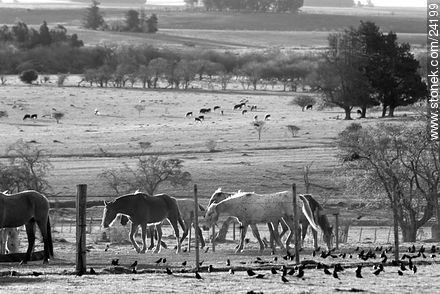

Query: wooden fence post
[[76, 184, 87, 275], [335, 213, 339, 250], [232, 223, 236, 241], [292, 184, 300, 264], [194, 184, 200, 270], [393, 193, 399, 261]]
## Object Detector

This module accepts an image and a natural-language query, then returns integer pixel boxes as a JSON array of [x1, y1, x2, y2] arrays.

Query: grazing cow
[[198, 115, 205, 121], [241, 110, 248, 115], [195, 117, 203, 123], [31, 114, 37, 119], [213, 106, 221, 111], [264, 114, 271, 121], [185, 112, 193, 117], [253, 115, 258, 121], [305, 104, 313, 110], [250, 105, 257, 111], [200, 108, 211, 114], [94, 108, 100, 115], [357, 109, 362, 116], [23, 114, 31, 120]]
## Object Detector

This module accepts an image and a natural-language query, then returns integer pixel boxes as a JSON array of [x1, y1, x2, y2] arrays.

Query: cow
[[23, 114, 31, 120]]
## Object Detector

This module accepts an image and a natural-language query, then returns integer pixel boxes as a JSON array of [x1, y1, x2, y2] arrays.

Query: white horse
[[205, 191, 320, 253]]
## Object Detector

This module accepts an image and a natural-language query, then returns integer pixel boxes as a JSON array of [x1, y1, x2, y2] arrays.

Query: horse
[[205, 191, 310, 253], [0, 190, 53, 264], [101, 192, 185, 254]]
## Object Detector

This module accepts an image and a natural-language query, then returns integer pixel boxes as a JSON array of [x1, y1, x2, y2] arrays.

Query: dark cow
[[213, 106, 221, 111], [264, 114, 271, 121], [31, 114, 37, 119], [200, 108, 211, 114], [23, 114, 31, 120], [305, 104, 313, 110], [241, 110, 248, 115], [185, 112, 193, 117]]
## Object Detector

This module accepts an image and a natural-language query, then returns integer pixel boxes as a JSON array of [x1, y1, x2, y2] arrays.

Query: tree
[[146, 14, 158, 33], [5, 139, 53, 193], [83, 0, 105, 30], [39, 21, 51, 46], [337, 123, 439, 242], [19, 69, 38, 84], [134, 104, 146, 117], [251, 120, 267, 141], [125, 9, 140, 32], [52, 111, 64, 124], [99, 155, 192, 196], [356, 21, 427, 117]]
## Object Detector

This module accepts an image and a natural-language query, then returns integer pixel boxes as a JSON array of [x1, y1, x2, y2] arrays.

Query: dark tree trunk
[[360, 105, 367, 118], [343, 106, 352, 120], [388, 106, 396, 117], [401, 224, 417, 242], [381, 104, 387, 117]]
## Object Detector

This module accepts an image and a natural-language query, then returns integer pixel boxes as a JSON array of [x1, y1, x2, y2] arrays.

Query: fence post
[[359, 227, 363, 242], [292, 183, 300, 264], [335, 213, 339, 250], [76, 184, 87, 275], [393, 193, 399, 261], [232, 223, 236, 241], [193, 184, 200, 271]]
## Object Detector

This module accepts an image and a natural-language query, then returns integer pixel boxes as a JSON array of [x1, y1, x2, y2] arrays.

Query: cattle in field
[[305, 104, 313, 110], [31, 114, 37, 119], [213, 106, 221, 111], [242, 110, 248, 115], [23, 114, 31, 120], [199, 108, 211, 114], [264, 114, 271, 121], [185, 112, 193, 117]]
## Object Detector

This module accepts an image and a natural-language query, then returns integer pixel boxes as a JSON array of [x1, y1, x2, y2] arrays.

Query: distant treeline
[[304, 0, 354, 7], [195, 0, 304, 12]]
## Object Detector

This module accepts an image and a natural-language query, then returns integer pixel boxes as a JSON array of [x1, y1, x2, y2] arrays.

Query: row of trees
[[314, 21, 427, 119], [193, 0, 304, 12], [83, 1, 158, 33], [0, 21, 83, 49]]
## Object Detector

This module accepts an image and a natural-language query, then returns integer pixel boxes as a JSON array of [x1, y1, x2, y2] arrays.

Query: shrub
[[57, 74, 68, 86], [206, 139, 217, 152], [19, 69, 38, 84], [52, 111, 64, 123], [287, 125, 300, 137]]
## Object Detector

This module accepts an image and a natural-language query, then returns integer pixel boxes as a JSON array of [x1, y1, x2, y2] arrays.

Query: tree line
[[184, 0, 304, 12]]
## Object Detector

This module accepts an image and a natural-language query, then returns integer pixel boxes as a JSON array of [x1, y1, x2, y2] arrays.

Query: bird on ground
[[155, 258, 163, 265], [271, 267, 278, 274], [281, 275, 289, 283], [166, 267, 173, 275], [229, 268, 235, 275], [90, 267, 96, 275], [195, 271, 203, 279], [111, 259, 119, 266], [255, 274, 265, 279], [226, 259, 231, 266], [355, 265, 363, 278], [398, 270, 404, 276], [247, 269, 257, 276], [130, 261, 138, 268], [182, 261, 187, 266]]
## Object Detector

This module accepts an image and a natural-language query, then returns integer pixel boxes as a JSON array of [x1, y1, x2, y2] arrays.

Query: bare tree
[[134, 104, 146, 117], [287, 125, 300, 137], [251, 120, 266, 141], [52, 111, 64, 124]]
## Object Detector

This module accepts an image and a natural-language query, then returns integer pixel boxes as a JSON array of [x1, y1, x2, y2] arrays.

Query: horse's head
[[323, 225, 334, 250], [208, 188, 231, 206], [204, 203, 219, 227], [102, 200, 118, 228]]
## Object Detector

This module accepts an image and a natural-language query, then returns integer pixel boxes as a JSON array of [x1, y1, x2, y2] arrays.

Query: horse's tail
[[299, 194, 321, 233], [47, 217, 54, 257]]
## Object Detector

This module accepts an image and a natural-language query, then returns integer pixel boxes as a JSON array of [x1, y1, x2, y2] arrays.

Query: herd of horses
[[0, 188, 333, 264]]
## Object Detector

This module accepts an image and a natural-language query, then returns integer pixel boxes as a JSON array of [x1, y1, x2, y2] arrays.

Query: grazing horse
[[205, 191, 309, 253], [101, 192, 185, 253], [298, 194, 333, 250], [0, 190, 53, 264], [23, 114, 31, 120]]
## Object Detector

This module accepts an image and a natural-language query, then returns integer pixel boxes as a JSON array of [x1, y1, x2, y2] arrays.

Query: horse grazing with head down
[[102, 192, 185, 254], [0, 190, 53, 264]]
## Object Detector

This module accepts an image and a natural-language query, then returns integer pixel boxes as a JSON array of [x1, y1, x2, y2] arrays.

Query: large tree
[[83, 0, 105, 30]]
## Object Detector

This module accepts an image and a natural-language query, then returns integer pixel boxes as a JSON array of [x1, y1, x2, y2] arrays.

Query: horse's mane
[[230, 191, 255, 198]]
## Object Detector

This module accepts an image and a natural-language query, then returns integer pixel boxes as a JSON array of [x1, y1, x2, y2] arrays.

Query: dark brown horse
[[102, 192, 185, 253], [0, 190, 53, 264]]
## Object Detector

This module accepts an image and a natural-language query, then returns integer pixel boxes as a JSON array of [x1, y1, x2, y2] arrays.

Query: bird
[[182, 261, 187, 266], [264, 114, 271, 120], [242, 109, 248, 115], [208, 265, 213, 273], [195, 271, 203, 279], [32, 271, 43, 277], [324, 268, 332, 275], [185, 111, 193, 117], [229, 268, 235, 274], [166, 267, 173, 275], [332, 269, 340, 280], [271, 267, 278, 274], [253, 115, 258, 121], [398, 270, 403, 276], [281, 275, 289, 283], [155, 258, 163, 265], [130, 260, 138, 268], [247, 269, 257, 276], [296, 267, 304, 278], [111, 259, 119, 266], [90, 267, 96, 275], [105, 244, 110, 251], [355, 265, 363, 278], [255, 274, 265, 279], [226, 259, 231, 266], [162, 258, 167, 263]]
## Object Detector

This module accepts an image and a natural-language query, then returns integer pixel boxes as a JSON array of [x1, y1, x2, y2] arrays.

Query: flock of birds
[[184, 99, 271, 125], [81, 243, 437, 285]]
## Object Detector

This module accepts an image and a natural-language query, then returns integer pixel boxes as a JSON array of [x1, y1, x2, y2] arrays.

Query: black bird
[[355, 265, 363, 278], [281, 275, 289, 283], [163, 258, 167, 263], [255, 274, 265, 279], [166, 267, 173, 275], [229, 268, 235, 274], [271, 267, 278, 274], [155, 258, 163, 265], [324, 268, 332, 275], [400, 263, 407, 271], [398, 270, 403, 276], [332, 269, 340, 280], [90, 267, 96, 275], [413, 265, 417, 274], [247, 269, 257, 276], [287, 268, 296, 275], [349, 254, 353, 259], [111, 259, 119, 266], [182, 261, 187, 266], [296, 267, 304, 278], [195, 271, 203, 279], [32, 271, 43, 277], [208, 265, 213, 273], [130, 260, 138, 268], [226, 259, 231, 266]]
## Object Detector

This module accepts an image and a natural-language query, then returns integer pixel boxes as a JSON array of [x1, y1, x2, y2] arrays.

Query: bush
[[287, 125, 300, 137], [57, 74, 68, 86], [52, 111, 64, 123], [19, 69, 38, 84], [205, 139, 217, 152]]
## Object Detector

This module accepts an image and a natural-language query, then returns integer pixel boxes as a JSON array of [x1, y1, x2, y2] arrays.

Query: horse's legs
[[22, 221, 36, 264], [36, 219, 50, 264], [283, 217, 295, 253], [129, 223, 141, 253], [236, 223, 248, 253], [250, 224, 264, 253], [312, 228, 318, 250], [147, 226, 155, 250], [270, 221, 285, 251], [301, 222, 309, 248], [140, 223, 147, 253], [154, 224, 163, 254], [280, 220, 289, 239], [168, 218, 181, 254], [179, 220, 189, 247]]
